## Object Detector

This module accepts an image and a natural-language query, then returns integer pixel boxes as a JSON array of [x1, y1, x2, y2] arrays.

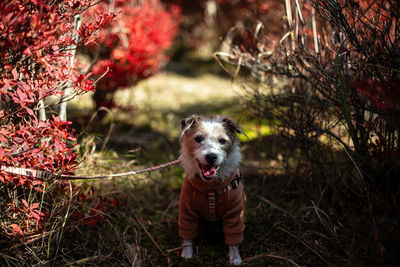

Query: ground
[[55, 66, 388, 266]]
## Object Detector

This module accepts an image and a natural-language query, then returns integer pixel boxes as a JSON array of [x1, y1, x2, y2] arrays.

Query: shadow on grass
[[166, 58, 231, 78], [56, 99, 398, 267], [68, 98, 244, 162]]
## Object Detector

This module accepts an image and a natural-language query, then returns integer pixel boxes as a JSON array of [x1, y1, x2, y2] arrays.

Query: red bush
[[83, 0, 181, 108], [0, 0, 113, 237]]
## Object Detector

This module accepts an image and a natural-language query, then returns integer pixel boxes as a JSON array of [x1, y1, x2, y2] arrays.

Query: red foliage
[[85, 0, 181, 96], [353, 79, 400, 112], [68, 185, 119, 227], [353, 79, 400, 167], [7, 199, 46, 236], [0, 0, 112, 236], [343, 0, 397, 33], [0, 0, 112, 185], [0, 116, 78, 187]]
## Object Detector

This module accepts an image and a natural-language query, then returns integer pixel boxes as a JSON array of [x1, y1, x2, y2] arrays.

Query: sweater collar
[[187, 169, 239, 192]]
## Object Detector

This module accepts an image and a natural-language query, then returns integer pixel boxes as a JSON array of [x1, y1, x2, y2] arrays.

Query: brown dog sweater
[[178, 171, 246, 245]]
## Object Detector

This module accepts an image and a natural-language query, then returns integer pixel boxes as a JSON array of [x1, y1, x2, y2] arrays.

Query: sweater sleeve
[[178, 178, 199, 239]]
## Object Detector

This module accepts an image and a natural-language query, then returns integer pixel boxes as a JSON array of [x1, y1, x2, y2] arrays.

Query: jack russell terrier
[[178, 115, 246, 265]]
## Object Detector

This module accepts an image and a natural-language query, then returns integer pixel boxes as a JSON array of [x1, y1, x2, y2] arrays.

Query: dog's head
[[179, 115, 244, 182]]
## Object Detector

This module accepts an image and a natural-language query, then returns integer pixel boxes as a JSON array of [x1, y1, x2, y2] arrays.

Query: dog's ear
[[180, 115, 201, 136], [181, 115, 200, 130], [222, 117, 247, 137], [181, 117, 194, 130]]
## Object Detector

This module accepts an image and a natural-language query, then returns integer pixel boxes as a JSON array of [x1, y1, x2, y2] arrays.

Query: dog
[[178, 115, 246, 265]]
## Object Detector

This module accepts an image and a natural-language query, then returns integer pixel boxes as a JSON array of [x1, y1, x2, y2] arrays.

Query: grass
[[1, 68, 396, 266]]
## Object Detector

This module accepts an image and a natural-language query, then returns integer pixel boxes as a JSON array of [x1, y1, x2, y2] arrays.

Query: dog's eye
[[218, 138, 227, 145], [195, 136, 204, 143]]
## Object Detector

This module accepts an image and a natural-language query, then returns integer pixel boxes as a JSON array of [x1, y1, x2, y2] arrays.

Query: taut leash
[[0, 159, 181, 181]]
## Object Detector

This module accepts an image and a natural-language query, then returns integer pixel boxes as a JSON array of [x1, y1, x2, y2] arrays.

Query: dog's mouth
[[197, 160, 218, 180]]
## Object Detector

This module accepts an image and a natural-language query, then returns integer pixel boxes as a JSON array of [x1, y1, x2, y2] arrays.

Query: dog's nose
[[205, 153, 217, 164]]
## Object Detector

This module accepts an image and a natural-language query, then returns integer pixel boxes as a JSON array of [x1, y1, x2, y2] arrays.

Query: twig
[[258, 196, 295, 218], [285, 0, 293, 28], [0, 252, 18, 262], [165, 247, 181, 253], [277, 226, 328, 265], [101, 121, 115, 151], [16, 236, 45, 265], [62, 255, 100, 266], [243, 253, 300, 267], [295, 0, 304, 24], [133, 214, 168, 258], [94, 67, 110, 85], [310, 200, 335, 234], [5, 229, 57, 251], [311, 8, 319, 54], [213, 51, 236, 77], [159, 201, 177, 223], [85, 106, 112, 132], [54, 181, 73, 262]]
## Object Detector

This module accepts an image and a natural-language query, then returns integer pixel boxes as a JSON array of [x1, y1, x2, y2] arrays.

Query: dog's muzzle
[[197, 159, 219, 180]]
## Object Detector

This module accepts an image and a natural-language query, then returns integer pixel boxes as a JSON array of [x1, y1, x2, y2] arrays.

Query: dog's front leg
[[228, 245, 242, 265], [180, 239, 193, 259]]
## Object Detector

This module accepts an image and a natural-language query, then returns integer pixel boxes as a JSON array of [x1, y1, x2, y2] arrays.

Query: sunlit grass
[[239, 124, 274, 142]]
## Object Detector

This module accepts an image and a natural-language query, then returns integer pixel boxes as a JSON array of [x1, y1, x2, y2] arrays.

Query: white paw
[[181, 245, 193, 259], [180, 239, 193, 259], [228, 245, 242, 265]]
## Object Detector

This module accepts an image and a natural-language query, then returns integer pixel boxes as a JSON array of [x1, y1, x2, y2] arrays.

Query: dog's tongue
[[201, 165, 217, 178]]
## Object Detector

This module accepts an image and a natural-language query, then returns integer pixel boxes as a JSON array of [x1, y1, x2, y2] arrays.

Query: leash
[[0, 159, 181, 181]]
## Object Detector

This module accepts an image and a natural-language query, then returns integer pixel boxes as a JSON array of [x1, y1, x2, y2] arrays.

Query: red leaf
[[34, 186, 44, 192], [11, 224, 23, 236], [16, 88, 27, 101], [26, 108, 35, 117], [12, 68, 18, 80], [113, 197, 119, 209], [0, 135, 8, 143], [31, 210, 42, 220], [22, 199, 29, 208]]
